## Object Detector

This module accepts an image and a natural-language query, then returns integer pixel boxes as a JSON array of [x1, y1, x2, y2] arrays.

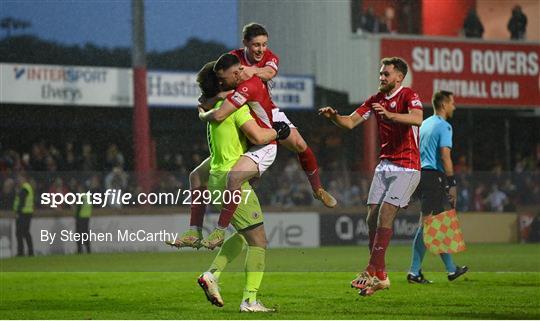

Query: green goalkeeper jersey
[[207, 100, 253, 174]]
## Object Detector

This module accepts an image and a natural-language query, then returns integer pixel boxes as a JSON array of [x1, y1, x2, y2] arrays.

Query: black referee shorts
[[419, 169, 450, 215]]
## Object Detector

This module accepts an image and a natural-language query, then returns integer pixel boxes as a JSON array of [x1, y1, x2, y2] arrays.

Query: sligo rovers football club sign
[[381, 38, 539, 108]]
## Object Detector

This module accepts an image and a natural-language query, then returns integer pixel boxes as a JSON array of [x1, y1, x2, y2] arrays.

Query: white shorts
[[272, 108, 297, 129], [367, 159, 420, 208], [243, 144, 277, 176]]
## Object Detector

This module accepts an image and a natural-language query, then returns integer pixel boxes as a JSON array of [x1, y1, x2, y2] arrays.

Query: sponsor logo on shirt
[[411, 99, 422, 107], [231, 92, 247, 105]]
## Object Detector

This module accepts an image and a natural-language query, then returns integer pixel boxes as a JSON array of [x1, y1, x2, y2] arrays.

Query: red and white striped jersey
[[355, 86, 423, 170]]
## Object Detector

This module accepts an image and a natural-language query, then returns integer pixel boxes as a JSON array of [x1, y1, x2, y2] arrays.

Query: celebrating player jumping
[[230, 23, 336, 209], [172, 22, 336, 250], [319, 57, 423, 296]]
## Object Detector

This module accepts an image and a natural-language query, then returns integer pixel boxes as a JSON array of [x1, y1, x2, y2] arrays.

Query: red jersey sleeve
[[405, 89, 423, 110], [264, 49, 279, 72], [355, 96, 375, 120], [226, 77, 257, 108], [229, 49, 241, 59]]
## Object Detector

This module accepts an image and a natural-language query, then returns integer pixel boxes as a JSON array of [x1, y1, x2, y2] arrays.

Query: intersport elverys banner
[[381, 38, 540, 108], [0, 63, 314, 109]]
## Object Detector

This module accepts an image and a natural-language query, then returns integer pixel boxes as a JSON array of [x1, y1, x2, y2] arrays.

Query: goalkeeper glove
[[272, 121, 291, 140]]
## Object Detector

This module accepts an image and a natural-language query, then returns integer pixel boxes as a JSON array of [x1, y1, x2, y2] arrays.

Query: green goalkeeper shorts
[[208, 171, 264, 231]]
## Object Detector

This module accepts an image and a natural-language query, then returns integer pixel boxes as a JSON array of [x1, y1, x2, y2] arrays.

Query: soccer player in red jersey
[[167, 53, 287, 250], [203, 23, 336, 207], [196, 53, 290, 248], [170, 23, 336, 250], [319, 57, 423, 296], [168, 55, 290, 250]]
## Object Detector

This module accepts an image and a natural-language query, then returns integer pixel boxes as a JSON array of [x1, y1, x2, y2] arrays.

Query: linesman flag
[[423, 209, 466, 254]]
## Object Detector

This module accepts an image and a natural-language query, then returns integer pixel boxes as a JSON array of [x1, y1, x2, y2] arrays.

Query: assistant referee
[[407, 90, 468, 284]]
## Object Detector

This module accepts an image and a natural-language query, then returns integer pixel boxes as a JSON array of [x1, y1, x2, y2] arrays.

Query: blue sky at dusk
[[1, 0, 238, 51]]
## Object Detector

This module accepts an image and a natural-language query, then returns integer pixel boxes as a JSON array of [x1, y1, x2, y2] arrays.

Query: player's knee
[[378, 206, 398, 228], [296, 139, 307, 153]]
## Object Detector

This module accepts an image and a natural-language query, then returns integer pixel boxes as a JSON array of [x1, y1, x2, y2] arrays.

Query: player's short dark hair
[[381, 57, 408, 77], [242, 22, 268, 42], [197, 61, 220, 99], [213, 53, 240, 73], [432, 90, 453, 110]]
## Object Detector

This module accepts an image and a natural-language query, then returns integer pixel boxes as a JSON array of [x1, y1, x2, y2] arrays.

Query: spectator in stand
[[105, 144, 125, 170], [379, 7, 396, 33], [508, 5, 527, 40], [44, 155, 57, 172], [362, 7, 378, 33], [463, 8, 484, 38], [1, 177, 16, 210], [454, 155, 469, 175], [104, 166, 129, 208], [30, 142, 47, 171], [173, 153, 186, 171], [271, 184, 293, 208], [160, 153, 172, 171], [63, 142, 77, 171], [79, 143, 97, 172], [473, 183, 486, 211], [456, 179, 471, 212], [290, 185, 312, 206], [86, 174, 103, 194], [48, 177, 69, 209], [485, 184, 508, 212], [0, 150, 23, 173], [343, 183, 363, 206]]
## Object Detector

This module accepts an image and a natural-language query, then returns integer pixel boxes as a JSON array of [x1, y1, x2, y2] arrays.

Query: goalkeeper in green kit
[[189, 61, 289, 312]]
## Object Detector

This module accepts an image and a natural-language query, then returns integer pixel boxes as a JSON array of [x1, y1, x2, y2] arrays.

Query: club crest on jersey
[[231, 92, 247, 105], [252, 212, 260, 219], [390, 101, 397, 109], [241, 87, 248, 92]]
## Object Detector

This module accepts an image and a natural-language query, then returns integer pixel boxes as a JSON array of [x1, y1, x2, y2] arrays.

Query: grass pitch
[[1, 244, 539, 319]]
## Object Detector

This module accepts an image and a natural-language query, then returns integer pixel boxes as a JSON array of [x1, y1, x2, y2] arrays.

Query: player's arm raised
[[318, 106, 365, 130]]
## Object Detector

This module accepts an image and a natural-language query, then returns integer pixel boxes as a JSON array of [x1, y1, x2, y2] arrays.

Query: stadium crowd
[[354, 4, 529, 41], [1, 138, 538, 211]]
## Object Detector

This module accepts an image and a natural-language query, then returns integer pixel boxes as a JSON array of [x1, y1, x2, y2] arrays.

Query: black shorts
[[419, 169, 450, 215]]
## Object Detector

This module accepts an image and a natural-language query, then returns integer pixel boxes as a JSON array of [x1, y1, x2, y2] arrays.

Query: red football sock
[[217, 188, 241, 228], [368, 229, 376, 254], [297, 147, 322, 191], [189, 186, 207, 227], [367, 227, 393, 273]]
